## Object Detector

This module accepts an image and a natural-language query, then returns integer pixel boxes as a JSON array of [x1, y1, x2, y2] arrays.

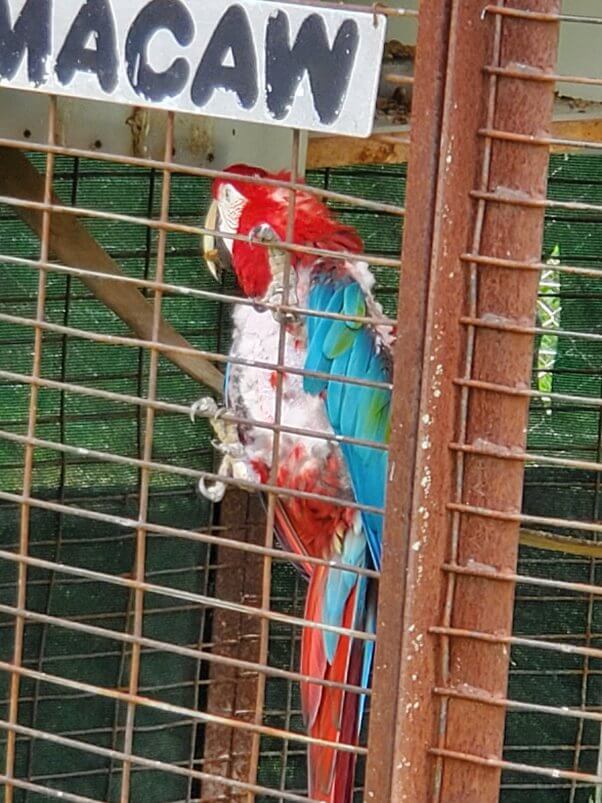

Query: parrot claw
[[248, 222, 280, 245], [211, 438, 244, 459], [197, 444, 257, 503], [198, 476, 227, 503], [189, 396, 221, 424]]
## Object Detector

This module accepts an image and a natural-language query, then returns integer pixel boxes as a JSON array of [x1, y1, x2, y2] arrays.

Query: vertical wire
[[186, 524, 213, 802], [433, 6, 504, 799], [24, 154, 81, 792], [247, 130, 301, 798], [594, 394, 602, 803], [568, 412, 601, 801], [279, 570, 302, 795], [107, 162, 158, 799], [118, 111, 175, 803], [4, 96, 57, 803]]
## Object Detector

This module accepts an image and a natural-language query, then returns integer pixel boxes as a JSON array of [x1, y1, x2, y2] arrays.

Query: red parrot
[[197, 164, 392, 802]]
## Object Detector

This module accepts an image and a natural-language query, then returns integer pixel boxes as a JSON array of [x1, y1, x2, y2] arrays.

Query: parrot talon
[[211, 438, 244, 458], [189, 396, 220, 424], [198, 476, 227, 503]]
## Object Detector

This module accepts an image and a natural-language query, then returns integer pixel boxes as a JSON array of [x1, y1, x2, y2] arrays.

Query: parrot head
[[202, 163, 364, 299], [202, 164, 268, 284]]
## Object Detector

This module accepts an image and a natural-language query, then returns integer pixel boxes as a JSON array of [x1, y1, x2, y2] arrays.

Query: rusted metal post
[[364, 1, 453, 800], [366, 2, 560, 802]]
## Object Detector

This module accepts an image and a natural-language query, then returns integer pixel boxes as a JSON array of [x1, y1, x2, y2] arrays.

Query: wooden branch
[[519, 527, 602, 558], [0, 147, 223, 393], [307, 114, 602, 169]]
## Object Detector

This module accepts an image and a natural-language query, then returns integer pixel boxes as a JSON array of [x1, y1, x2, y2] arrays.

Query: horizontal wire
[[448, 502, 602, 536], [460, 315, 602, 344], [0, 193, 403, 269], [0, 775, 99, 803], [461, 252, 602, 281], [434, 686, 602, 723], [0, 428, 385, 516], [0, 490, 380, 579], [0, 602, 369, 697], [484, 5, 602, 24], [442, 563, 602, 598], [455, 377, 602, 409], [430, 748, 601, 785], [0, 722, 319, 803], [0, 368, 389, 454], [0, 252, 397, 329], [480, 128, 602, 154], [0, 311, 393, 392], [0, 660, 368, 755], [450, 441, 602, 474], [485, 64, 602, 89], [0, 136, 405, 217], [0, 548, 376, 643], [473, 187, 602, 216], [430, 627, 602, 661]]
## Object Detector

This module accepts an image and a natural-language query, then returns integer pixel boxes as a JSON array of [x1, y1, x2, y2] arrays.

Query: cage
[[0, 1, 601, 802]]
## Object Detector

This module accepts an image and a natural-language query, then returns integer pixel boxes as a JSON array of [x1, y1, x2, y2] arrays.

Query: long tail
[[301, 565, 374, 803]]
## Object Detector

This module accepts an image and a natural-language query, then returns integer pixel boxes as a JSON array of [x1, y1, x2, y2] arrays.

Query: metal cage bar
[[366, 2, 562, 801], [3, 96, 57, 802]]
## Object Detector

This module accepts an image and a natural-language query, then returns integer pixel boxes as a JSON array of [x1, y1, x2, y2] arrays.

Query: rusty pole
[[366, 1, 560, 801]]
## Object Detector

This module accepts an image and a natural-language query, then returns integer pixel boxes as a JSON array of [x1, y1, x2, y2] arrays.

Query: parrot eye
[[222, 185, 233, 203]]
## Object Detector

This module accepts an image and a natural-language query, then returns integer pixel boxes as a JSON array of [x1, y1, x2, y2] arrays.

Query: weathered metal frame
[[366, 1, 561, 801]]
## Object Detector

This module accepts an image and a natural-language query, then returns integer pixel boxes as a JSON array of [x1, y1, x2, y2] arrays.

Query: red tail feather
[[303, 577, 361, 803], [301, 567, 328, 730]]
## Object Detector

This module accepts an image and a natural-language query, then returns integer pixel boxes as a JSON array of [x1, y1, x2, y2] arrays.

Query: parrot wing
[[303, 269, 391, 571]]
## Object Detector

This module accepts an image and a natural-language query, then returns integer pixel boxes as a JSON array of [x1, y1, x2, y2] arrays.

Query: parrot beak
[[202, 200, 223, 281]]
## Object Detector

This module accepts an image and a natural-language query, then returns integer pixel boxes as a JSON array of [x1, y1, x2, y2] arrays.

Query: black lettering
[[126, 0, 193, 102], [191, 5, 257, 110], [55, 0, 118, 93], [0, 0, 50, 86], [266, 13, 358, 124]]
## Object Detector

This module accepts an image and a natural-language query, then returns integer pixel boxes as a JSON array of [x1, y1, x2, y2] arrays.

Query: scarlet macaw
[[194, 165, 392, 803]]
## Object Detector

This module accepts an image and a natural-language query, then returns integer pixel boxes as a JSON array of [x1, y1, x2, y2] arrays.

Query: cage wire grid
[[0, 145, 404, 801], [0, 2, 412, 797], [0, 1, 600, 803]]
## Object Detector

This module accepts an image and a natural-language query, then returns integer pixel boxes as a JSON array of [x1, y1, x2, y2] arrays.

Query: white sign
[[0, 0, 386, 137]]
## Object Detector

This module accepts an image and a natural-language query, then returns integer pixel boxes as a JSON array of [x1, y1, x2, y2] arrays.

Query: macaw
[[194, 164, 392, 803]]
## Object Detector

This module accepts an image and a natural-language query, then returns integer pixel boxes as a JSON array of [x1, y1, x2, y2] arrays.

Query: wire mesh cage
[[0, 1, 601, 802]]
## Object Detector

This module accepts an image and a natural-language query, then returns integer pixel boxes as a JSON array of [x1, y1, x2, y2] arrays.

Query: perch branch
[[0, 147, 223, 393], [519, 527, 602, 558]]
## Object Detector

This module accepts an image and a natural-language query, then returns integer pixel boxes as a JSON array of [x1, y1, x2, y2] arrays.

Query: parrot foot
[[189, 396, 231, 444], [248, 224, 299, 326], [191, 397, 256, 502]]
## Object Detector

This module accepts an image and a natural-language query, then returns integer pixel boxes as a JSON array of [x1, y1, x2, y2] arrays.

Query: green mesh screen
[[0, 152, 599, 803], [501, 154, 602, 803], [0, 156, 221, 802]]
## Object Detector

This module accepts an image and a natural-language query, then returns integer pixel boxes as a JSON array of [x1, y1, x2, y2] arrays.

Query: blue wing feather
[[305, 273, 390, 571]]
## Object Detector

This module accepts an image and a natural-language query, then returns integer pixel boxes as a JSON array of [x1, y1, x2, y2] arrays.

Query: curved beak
[[202, 200, 223, 281]]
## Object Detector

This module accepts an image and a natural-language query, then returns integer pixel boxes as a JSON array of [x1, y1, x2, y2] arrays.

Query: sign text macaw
[[0, 0, 386, 136]]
